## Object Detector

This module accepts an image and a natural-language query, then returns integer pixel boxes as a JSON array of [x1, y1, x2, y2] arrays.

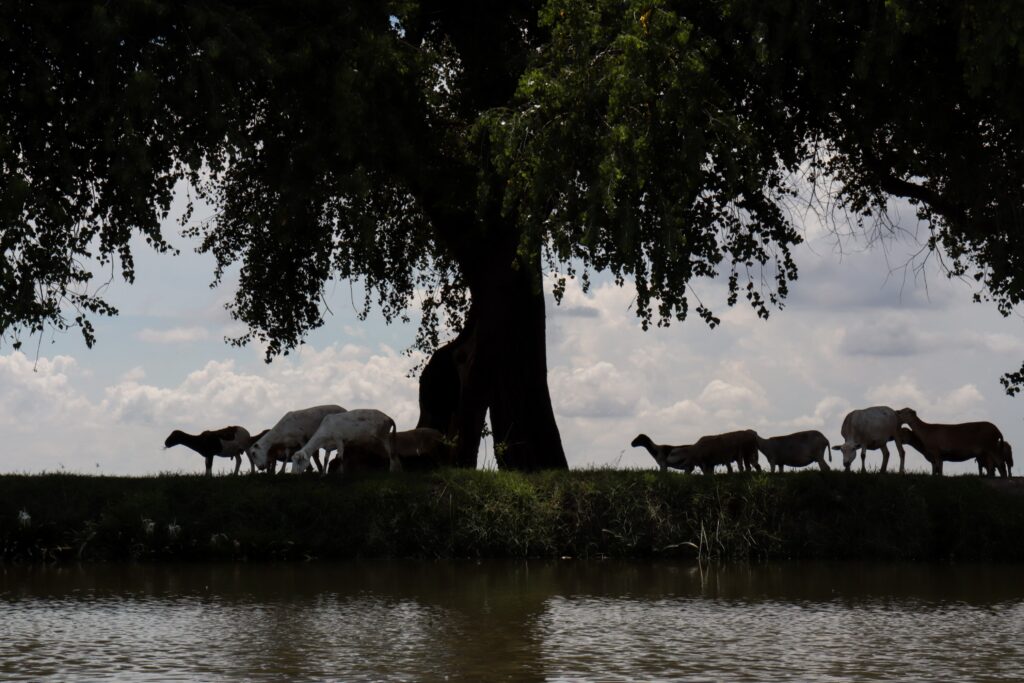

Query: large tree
[[2, 1, 1023, 468]]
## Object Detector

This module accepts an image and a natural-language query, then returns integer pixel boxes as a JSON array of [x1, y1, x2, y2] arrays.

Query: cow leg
[[726, 463, 733, 474], [894, 441, 906, 474], [312, 447, 326, 473], [387, 439, 403, 473], [233, 454, 241, 476], [933, 458, 943, 476], [879, 444, 891, 473], [205, 455, 214, 477], [817, 457, 829, 472], [333, 444, 345, 475], [860, 448, 867, 472]]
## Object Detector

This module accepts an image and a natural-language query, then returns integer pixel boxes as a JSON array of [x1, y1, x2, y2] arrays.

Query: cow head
[[831, 443, 858, 471], [895, 407, 917, 425], [249, 440, 269, 469]]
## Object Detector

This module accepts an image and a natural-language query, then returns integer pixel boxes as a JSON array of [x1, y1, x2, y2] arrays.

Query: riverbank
[[1, 469, 1021, 563]]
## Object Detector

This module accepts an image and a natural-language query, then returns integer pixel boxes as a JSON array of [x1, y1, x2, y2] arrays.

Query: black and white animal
[[164, 426, 252, 476], [250, 404, 347, 473], [755, 430, 831, 472]]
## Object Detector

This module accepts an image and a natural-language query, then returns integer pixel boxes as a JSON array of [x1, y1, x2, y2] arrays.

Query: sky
[[2, 191, 1022, 476]]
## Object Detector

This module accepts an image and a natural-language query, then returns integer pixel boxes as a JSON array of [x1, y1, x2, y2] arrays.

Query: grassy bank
[[2, 469, 1023, 563]]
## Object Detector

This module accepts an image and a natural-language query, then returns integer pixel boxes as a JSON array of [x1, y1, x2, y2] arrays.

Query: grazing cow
[[896, 408, 1010, 477], [250, 405, 347, 473], [669, 430, 761, 475], [290, 409, 399, 474], [1002, 442, 1014, 477], [326, 428, 452, 474], [631, 434, 686, 472], [164, 426, 252, 476], [832, 406, 907, 473], [755, 430, 831, 472]]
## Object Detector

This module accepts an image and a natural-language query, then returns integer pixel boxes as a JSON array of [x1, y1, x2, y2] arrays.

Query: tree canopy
[[2, 0, 1024, 466]]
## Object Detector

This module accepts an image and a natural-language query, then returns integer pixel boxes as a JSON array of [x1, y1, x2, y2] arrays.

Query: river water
[[1, 561, 1022, 681]]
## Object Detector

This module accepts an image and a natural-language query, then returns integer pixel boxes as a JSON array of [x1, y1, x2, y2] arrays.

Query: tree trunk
[[416, 253, 567, 471]]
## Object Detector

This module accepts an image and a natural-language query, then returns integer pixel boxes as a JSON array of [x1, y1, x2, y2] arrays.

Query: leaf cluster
[[484, 0, 805, 329]]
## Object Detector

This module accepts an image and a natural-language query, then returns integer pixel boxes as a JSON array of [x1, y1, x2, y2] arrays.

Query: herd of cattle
[[165, 403, 1014, 478], [633, 405, 1014, 476]]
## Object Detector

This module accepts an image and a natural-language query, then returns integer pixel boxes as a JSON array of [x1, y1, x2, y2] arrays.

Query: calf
[[832, 406, 907, 473], [896, 408, 1010, 477], [755, 430, 831, 472], [669, 430, 761, 475]]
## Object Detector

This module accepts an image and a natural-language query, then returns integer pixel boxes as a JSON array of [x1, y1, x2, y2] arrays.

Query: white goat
[[250, 405, 346, 473], [290, 409, 399, 474]]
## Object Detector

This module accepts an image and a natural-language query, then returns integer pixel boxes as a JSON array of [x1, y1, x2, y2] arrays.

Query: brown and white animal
[[832, 406, 907, 473], [896, 408, 1011, 477], [755, 430, 831, 472], [669, 430, 761, 475], [326, 427, 452, 474], [250, 405, 347, 473], [631, 434, 685, 472], [290, 409, 399, 474], [164, 426, 251, 476]]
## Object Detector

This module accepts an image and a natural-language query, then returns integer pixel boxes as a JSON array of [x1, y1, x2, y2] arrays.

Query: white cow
[[290, 409, 400, 474], [832, 406, 907, 473], [250, 404, 346, 473]]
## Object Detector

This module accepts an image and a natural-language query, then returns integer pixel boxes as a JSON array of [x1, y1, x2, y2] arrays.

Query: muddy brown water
[[1, 561, 1022, 681]]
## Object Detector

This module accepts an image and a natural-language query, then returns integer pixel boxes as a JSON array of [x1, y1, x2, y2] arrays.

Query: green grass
[[1, 469, 1022, 563]]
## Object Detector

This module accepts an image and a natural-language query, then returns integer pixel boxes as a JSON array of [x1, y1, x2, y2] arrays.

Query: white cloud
[[550, 361, 640, 418], [865, 376, 985, 421]]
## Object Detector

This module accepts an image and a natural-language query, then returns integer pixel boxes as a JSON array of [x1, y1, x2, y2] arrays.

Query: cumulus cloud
[[865, 376, 985, 421], [550, 361, 641, 418]]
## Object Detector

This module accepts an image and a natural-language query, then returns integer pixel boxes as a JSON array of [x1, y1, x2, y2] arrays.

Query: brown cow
[[668, 430, 761, 475], [896, 408, 1010, 477]]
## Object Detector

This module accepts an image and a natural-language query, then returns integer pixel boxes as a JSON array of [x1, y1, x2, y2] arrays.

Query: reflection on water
[[1, 561, 1023, 681]]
